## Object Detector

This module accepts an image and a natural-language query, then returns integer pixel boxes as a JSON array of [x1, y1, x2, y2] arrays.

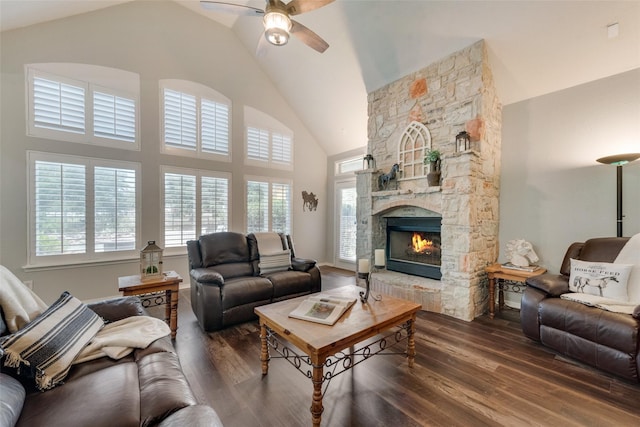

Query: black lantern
[[456, 131, 470, 152], [363, 154, 375, 170]]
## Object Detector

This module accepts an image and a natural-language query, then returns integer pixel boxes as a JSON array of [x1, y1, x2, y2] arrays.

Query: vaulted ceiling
[[1, 1, 638, 156]]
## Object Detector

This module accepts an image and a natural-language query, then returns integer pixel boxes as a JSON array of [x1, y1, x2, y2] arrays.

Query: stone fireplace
[[356, 40, 502, 321]]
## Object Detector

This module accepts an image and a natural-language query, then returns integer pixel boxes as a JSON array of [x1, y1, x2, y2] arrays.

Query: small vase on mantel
[[427, 161, 441, 186], [424, 149, 441, 187]]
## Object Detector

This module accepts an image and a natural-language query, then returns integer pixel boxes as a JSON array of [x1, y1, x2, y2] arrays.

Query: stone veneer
[[356, 40, 502, 321]]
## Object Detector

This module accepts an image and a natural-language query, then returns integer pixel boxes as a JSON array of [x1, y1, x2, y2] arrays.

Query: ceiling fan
[[200, 0, 334, 55]]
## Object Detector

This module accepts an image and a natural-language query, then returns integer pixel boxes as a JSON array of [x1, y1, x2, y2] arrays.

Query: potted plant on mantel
[[424, 148, 441, 186]]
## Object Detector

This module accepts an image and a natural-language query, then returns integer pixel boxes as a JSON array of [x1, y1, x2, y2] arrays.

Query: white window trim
[[159, 79, 232, 163], [244, 175, 293, 234], [25, 64, 140, 151], [26, 151, 141, 269], [335, 155, 364, 176], [160, 165, 232, 255]]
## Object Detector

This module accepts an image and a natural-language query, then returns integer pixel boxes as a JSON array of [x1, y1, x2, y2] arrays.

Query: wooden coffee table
[[254, 285, 421, 427]]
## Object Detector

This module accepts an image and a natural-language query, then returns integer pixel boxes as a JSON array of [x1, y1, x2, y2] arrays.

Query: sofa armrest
[[88, 296, 145, 322], [0, 373, 25, 427], [633, 305, 640, 320], [291, 257, 317, 272], [157, 405, 223, 427], [525, 273, 570, 297], [190, 268, 224, 286], [139, 352, 197, 427]]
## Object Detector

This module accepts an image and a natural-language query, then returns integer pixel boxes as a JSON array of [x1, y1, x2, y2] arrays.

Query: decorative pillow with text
[[569, 258, 632, 302]]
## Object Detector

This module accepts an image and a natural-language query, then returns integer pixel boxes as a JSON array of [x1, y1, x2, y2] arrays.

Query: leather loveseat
[[187, 232, 321, 332], [521, 237, 640, 382], [0, 296, 223, 427]]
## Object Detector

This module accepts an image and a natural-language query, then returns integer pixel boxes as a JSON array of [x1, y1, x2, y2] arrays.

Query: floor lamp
[[596, 153, 640, 237]]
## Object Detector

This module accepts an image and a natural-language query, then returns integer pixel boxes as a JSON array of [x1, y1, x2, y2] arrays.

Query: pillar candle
[[358, 259, 370, 273], [374, 249, 385, 267]]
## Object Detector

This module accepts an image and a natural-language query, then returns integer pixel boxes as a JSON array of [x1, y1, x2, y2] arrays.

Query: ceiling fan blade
[[286, 0, 334, 16], [290, 19, 329, 53], [200, 1, 264, 16], [256, 31, 270, 58]]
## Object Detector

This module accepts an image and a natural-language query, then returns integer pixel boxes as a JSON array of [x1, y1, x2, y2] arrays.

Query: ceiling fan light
[[264, 11, 291, 46], [265, 27, 289, 45]]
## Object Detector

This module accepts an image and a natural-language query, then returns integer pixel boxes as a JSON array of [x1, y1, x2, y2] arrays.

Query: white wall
[[0, 1, 327, 303], [500, 68, 640, 276]]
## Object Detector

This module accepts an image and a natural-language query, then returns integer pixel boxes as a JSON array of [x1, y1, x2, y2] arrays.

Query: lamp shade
[[595, 152, 639, 237], [596, 153, 640, 166], [263, 11, 291, 46]]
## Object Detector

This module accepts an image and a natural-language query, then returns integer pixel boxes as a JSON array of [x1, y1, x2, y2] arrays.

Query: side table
[[485, 263, 546, 319], [118, 271, 182, 339]]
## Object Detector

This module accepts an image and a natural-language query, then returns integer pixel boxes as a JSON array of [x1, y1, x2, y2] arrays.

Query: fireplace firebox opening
[[386, 217, 442, 280]]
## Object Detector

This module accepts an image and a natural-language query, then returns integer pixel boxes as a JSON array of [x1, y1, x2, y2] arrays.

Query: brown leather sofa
[[0, 296, 223, 427], [187, 232, 321, 331], [521, 237, 640, 382]]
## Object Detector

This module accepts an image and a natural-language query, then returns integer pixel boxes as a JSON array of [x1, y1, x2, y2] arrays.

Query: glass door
[[334, 180, 357, 270]]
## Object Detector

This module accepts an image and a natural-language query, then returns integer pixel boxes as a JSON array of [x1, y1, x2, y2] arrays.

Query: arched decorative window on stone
[[398, 121, 431, 180]]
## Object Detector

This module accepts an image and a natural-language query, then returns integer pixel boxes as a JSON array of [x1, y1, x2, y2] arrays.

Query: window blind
[[201, 176, 229, 234], [338, 187, 357, 260], [164, 173, 196, 247], [93, 92, 136, 143], [246, 127, 270, 161], [34, 161, 86, 256], [201, 99, 229, 155], [271, 133, 291, 164], [246, 180, 269, 233], [94, 167, 136, 252], [164, 89, 197, 149], [33, 77, 85, 134], [271, 182, 291, 234]]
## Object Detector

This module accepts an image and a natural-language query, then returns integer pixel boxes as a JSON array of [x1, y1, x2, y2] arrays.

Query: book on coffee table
[[289, 294, 357, 325]]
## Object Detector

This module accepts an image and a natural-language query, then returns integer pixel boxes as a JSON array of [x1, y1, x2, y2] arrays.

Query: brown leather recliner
[[187, 232, 321, 332], [521, 237, 640, 382]]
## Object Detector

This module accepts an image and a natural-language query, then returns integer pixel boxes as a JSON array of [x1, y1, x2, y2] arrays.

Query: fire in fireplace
[[386, 217, 442, 279]]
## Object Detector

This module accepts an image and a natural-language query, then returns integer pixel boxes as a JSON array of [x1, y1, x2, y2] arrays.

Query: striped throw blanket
[[2, 291, 103, 390]]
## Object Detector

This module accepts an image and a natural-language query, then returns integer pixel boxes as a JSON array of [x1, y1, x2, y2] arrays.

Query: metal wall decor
[[301, 191, 318, 211]]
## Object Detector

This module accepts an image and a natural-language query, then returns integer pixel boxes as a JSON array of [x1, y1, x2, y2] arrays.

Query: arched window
[[398, 121, 431, 180], [244, 106, 293, 170], [160, 79, 231, 162]]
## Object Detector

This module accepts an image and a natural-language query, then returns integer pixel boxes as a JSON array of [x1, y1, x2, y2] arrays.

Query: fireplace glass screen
[[388, 230, 441, 267], [385, 217, 442, 279]]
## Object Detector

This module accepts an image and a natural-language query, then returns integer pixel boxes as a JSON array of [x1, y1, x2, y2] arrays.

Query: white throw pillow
[[569, 258, 632, 302]]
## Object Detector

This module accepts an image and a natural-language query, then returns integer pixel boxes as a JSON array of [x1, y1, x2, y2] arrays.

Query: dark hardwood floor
[[172, 266, 640, 426]]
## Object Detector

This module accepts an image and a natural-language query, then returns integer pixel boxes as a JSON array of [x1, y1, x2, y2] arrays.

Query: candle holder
[[357, 271, 382, 303]]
